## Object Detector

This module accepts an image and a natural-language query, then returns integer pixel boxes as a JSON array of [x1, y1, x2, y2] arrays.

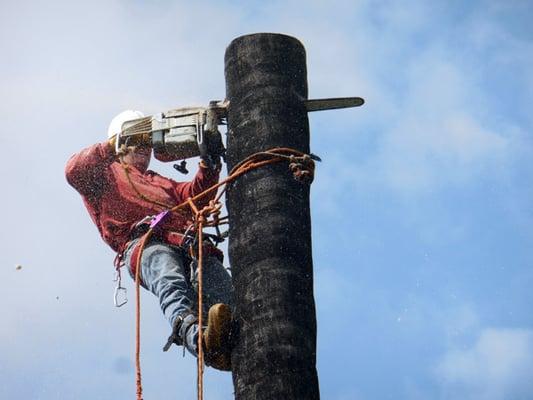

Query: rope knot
[[288, 154, 315, 184]]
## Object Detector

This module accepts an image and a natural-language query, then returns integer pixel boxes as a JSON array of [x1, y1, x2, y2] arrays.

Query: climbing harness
[[118, 147, 318, 400]]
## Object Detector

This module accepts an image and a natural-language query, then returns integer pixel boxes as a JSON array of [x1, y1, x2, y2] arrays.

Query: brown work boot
[[203, 303, 232, 371]]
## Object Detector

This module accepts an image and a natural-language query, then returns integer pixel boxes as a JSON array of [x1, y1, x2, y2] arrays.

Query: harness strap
[[163, 313, 198, 351]]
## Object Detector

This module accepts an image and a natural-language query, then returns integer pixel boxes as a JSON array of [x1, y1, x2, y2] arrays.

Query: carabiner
[[113, 268, 128, 307], [114, 285, 128, 307]]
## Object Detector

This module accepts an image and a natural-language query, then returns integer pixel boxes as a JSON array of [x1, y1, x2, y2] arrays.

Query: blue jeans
[[123, 238, 234, 357]]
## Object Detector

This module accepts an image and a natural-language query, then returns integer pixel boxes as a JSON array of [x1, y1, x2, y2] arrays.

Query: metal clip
[[113, 269, 128, 307], [114, 286, 128, 307], [181, 223, 195, 247], [150, 210, 170, 229]]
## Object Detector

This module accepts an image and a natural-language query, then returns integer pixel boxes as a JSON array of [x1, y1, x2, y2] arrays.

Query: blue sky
[[1, 1, 532, 399]]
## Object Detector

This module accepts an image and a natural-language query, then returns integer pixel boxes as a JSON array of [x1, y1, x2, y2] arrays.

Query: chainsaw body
[[119, 100, 227, 163]]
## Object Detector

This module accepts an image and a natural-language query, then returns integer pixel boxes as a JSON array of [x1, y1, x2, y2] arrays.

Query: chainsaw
[[115, 97, 364, 173]]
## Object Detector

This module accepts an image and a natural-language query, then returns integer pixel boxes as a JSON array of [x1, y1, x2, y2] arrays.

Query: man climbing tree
[[65, 110, 233, 371]]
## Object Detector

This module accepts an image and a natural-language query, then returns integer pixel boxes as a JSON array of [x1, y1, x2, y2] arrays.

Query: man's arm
[[172, 162, 221, 206], [65, 141, 116, 198]]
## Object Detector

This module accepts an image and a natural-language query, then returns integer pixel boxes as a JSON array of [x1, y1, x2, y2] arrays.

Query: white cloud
[[351, 50, 518, 194], [289, 0, 531, 196], [435, 328, 533, 400]]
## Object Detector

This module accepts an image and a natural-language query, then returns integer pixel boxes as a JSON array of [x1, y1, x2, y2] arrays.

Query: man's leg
[[123, 240, 234, 370], [123, 239, 200, 357], [190, 256, 234, 310]]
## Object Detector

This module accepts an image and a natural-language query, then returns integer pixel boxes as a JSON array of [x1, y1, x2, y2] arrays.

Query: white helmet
[[107, 110, 145, 138]]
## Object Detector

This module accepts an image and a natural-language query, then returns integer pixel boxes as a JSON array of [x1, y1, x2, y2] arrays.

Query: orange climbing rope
[[197, 218, 204, 400], [121, 147, 316, 400], [133, 229, 153, 400], [186, 197, 205, 400]]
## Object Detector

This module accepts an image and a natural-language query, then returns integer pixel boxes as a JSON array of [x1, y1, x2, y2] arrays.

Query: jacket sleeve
[[65, 142, 116, 198], [172, 164, 221, 207]]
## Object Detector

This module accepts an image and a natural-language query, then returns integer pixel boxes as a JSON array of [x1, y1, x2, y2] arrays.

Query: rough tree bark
[[225, 33, 320, 400]]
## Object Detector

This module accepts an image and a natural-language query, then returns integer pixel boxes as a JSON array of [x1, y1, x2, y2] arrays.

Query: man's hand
[[109, 133, 151, 154], [199, 130, 225, 170], [199, 156, 222, 171], [108, 134, 118, 152]]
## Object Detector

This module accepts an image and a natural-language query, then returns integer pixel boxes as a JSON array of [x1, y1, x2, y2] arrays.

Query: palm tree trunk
[[225, 33, 320, 400]]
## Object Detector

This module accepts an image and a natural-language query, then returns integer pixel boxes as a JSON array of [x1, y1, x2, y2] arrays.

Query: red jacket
[[65, 142, 220, 254]]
